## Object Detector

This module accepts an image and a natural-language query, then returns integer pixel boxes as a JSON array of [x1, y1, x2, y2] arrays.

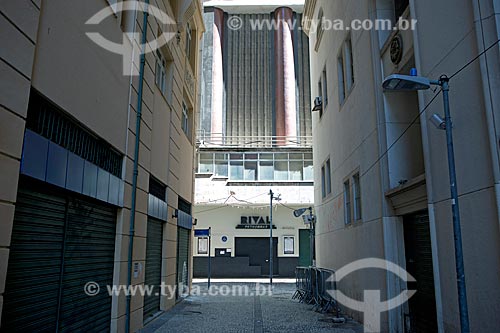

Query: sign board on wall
[[236, 216, 277, 229]]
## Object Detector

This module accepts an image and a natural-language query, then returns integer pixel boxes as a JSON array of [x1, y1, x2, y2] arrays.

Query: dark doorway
[[403, 211, 438, 333], [235, 237, 278, 276]]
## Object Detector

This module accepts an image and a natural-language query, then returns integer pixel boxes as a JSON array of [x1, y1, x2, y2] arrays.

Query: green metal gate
[[1, 178, 117, 332], [176, 228, 190, 298], [143, 217, 163, 321]]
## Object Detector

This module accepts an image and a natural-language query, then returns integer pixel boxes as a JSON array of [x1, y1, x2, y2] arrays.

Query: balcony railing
[[196, 131, 313, 148]]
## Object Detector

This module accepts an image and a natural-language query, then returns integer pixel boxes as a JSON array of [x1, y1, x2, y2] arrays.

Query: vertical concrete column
[[274, 7, 297, 146], [211, 8, 225, 142]]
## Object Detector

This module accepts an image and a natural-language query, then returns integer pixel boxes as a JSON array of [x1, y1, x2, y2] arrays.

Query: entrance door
[[298, 229, 311, 267], [235, 237, 278, 276], [403, 211, 438, 333]]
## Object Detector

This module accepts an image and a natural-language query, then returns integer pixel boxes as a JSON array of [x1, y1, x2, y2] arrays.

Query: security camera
[[430, 114, 446, 130]]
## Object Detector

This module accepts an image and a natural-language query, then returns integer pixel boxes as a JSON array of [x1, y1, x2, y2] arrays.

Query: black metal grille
[[26, 90, 123, 178], [149, 177, 166, 201], [178, 197, 191, 215]]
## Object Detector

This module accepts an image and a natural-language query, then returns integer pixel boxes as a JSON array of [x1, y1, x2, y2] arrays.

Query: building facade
[[0, 0, 204, 331], [304, 0, 500, 332], [193, 0, 315, 278]]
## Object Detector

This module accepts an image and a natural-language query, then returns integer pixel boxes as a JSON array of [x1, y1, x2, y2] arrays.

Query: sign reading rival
[[236, 216, 277, 229]]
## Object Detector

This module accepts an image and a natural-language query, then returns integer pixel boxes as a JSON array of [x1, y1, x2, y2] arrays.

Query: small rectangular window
[[185, 23, 192, 59], [345, 38, 354, 91], [321, 166, 326, 198], [322, 67, 328, 106], [326, 159, 332, 195], [337, 55, 345, 104], [182, 102, 190, 137], [353, 173, 362, 221], [344, 180, 351, 224], [284, 236, 295, 254], [156, 50, 167, 96], [198, 237, 208, 254]]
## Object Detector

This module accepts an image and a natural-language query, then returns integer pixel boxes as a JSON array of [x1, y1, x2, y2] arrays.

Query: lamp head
[[293, 208, 308, 218], [383, 74, 432, 91]]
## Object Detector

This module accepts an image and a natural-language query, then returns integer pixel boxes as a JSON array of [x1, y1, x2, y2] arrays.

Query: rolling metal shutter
[[403, 212, 438, 333], [143, 217, 163, 320], [2, 181, 66, 332], [1, 178, 116, 332], [176, 228, 190, 297]]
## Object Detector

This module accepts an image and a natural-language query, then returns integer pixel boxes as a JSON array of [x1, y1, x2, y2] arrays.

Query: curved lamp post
[[383, 72, 470, 333]]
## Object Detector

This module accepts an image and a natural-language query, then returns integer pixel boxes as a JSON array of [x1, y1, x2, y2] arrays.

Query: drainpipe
[[471, 0, 500, 230], [126, 1, 149, 332]]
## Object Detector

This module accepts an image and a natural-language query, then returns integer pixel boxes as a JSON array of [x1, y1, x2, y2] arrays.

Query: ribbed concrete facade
[[200, 8, 312, 144]]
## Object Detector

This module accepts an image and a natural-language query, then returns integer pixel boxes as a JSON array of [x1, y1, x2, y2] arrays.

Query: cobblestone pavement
[[142, 283, 364, 333]]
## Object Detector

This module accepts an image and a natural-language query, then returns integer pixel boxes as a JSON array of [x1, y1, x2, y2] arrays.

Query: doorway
[[403, 211, 438, 333], [235, 237, 278, 276]]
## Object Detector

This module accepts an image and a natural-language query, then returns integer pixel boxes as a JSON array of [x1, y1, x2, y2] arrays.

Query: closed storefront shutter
[[143, 217, 163, 321], [176, 228, 190, 297], [1, 178, 116, 332]]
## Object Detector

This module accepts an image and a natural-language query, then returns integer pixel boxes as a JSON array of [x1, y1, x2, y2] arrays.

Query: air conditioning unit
[[312, 96, 323, 112]]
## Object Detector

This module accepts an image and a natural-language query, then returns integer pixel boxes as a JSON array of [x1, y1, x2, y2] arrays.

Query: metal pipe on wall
[[125, 1, 149, 332]]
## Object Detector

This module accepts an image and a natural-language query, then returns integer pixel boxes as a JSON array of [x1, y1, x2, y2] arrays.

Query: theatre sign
[[236, 216, 277, 229]]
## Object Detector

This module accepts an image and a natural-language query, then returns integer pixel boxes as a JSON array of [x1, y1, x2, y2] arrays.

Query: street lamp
[[293, 207, 315, 267], [383, 72, 470, 333], [269, 190, 281, 286]]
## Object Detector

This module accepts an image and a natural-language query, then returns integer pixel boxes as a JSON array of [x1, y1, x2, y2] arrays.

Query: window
[[284, 236, 295, 255], [337, 54, 345, 104], [198, 237, 208, 254], [314, 8, 325, 51], [338, 37, 355, 105], [345, 39, 354, 91], [321, 158, 331, 198], [318, 66, 328, 118], [156, 50, 167, 96], [322, 67, 328, 107], [353, 173, 362, 221], [182, 102, 190, 137], [185, 23, 192, 59], [394, 0, 410, 19], [198, 152, 314, 182], [156, 48, 174, 102], [344, 180, 351, 224], [318, 79, 323, 117]]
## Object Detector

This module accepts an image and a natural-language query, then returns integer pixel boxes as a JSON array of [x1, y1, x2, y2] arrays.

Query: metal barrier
[[293, 266, 341, 315]]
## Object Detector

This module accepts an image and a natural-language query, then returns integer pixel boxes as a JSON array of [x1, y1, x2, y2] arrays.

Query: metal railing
[[293, 266, 341, 316], [196, 131, 313, 148]]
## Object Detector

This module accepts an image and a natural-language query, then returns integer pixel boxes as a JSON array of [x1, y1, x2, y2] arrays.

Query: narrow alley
[[141, 283, 363, 333]]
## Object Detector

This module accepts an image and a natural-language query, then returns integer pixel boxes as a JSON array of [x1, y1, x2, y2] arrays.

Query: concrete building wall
[[304, 0, 500, 331], [0, 0, 41, 325], [0, 0, 204, 331]]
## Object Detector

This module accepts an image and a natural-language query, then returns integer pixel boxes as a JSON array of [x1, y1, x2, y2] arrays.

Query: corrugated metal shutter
[[176, 228, 190, 297], [1, 178, 116, 332], [143, 217, 163, 320], [58, 197, 117, 332], [403, 212, 438, 333], [1, 181, 66, 332]]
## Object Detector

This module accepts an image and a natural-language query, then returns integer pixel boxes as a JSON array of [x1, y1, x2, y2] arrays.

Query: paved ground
[[141, 283, 363, 333]]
